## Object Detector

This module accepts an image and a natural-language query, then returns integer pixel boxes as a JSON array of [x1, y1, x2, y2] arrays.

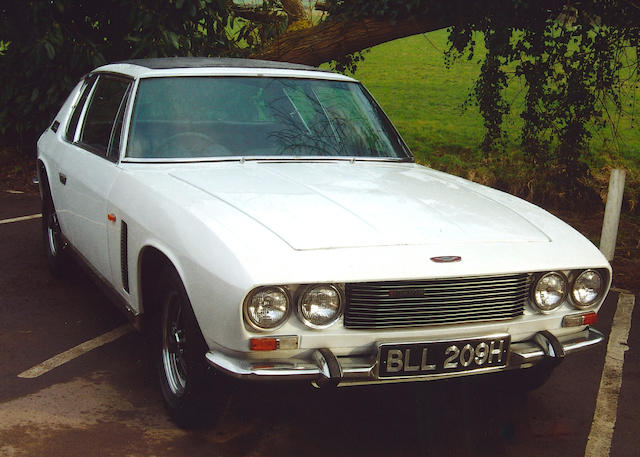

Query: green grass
[[351, 31, 487, 163], [345, 30, 640, 200]]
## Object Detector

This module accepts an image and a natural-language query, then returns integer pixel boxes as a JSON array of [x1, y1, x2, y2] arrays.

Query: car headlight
[[532, 272, 567, 313], [244, 286, 290, 331], [571, 269, 604, 308], [298, 284, 343, 329]]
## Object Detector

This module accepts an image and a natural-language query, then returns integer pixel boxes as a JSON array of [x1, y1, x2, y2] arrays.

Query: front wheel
[[154, 267, 228, 428]]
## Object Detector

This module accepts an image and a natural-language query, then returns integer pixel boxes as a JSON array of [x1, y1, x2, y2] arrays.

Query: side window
[[65, 75, 97, 142], [79, 75, 131, 157]]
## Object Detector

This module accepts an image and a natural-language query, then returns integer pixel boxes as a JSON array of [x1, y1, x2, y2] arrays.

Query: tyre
[[153, 266, 227, 428], [41, 174, 70, 276]]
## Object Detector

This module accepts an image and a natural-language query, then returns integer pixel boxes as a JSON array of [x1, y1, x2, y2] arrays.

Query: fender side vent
[[121, 221, 129, 293]]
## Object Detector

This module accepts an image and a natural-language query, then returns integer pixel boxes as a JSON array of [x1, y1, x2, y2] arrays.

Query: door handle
[[58, 173, 67, 185]]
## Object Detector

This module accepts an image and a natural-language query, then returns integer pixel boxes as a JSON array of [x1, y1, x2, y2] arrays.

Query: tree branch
[[251, 16, 450, 66], [280, 0, 309, 22]]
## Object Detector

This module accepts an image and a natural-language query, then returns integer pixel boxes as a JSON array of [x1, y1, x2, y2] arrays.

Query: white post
[[599, 169, 626, 261]]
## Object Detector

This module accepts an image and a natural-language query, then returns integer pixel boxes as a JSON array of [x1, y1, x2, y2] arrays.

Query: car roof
[[93, 57, 355, 82], [117, 57, 329, 72]]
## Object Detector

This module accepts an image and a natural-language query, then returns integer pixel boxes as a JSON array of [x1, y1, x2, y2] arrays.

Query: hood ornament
[[430, 256, 462, 263]]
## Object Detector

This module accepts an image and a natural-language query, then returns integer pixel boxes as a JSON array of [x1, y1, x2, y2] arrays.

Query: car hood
[[168, 161, 550, 251]]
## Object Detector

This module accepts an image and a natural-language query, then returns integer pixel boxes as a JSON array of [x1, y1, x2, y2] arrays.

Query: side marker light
[[249, 335, 299, 351]]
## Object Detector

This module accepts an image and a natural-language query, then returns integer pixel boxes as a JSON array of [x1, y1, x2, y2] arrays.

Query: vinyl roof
[[117, 57, 329, 72]]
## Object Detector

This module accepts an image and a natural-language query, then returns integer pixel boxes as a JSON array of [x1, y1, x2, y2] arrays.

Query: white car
[[37, 57, 611, 427]]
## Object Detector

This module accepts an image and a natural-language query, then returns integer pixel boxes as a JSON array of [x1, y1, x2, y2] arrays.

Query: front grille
[[344, 273, 530, 329]]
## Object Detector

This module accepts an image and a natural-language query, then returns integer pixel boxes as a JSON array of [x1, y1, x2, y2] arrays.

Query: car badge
[[389, 289, 424, 298], [430, 256, 462, 263]]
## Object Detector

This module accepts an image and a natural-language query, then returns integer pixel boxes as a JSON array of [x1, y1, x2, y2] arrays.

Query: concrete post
[[599, 169, 626, 261]]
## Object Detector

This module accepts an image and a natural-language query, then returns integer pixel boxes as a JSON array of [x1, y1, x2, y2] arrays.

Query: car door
[[57, 73, 133, 283], [46, 74, 98, 235]]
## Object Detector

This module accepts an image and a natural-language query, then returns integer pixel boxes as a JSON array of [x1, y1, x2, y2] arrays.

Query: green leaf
[[167, 31, 180, 49], [44, 41, 55, 60]]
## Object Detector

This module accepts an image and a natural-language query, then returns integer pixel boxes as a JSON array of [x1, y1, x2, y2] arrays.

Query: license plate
[[377, 335, 510, 378]]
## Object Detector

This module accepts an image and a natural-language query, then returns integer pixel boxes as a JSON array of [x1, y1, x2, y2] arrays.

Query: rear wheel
[[154, 267, 228, 428], [41, 174, 70, 276]]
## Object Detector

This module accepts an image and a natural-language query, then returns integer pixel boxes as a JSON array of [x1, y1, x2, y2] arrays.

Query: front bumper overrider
[[205, 327, 604, 387]]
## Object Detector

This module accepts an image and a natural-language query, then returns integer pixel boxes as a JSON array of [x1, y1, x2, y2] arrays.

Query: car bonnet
[[168, 161, 551, 251]]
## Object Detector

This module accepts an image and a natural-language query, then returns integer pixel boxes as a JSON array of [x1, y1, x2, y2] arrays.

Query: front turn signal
[[562, 312, 597, 327]]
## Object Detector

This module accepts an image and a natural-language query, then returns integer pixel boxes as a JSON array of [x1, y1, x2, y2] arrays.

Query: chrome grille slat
[[350, 289, 527, 299], [346, 316, 521, 329], [348, 301, 524, 314], [352, 308, 519, 321], [351, 276, 526, 290], [347, 312, 523, 324], [350, 283, 528, 296], [344, 274, 530, 329], [349, 290, 528, 305]]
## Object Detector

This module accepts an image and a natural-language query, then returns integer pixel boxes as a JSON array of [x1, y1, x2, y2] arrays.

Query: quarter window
[[65, 75, 97, 142], [79, 75, 131, 157]]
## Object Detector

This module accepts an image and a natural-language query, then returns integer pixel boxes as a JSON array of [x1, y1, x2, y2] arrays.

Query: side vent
[[120, 221, 129, 293]]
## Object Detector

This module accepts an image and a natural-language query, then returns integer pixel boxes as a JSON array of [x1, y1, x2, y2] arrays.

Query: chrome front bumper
[[205, 327, 604, 387]]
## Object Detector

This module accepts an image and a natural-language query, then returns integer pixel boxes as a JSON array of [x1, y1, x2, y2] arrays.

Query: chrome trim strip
[[345, 319, 522, 330], [349, 292, 528, 306], [205, 328, 605, 384], [560, 327, 605, 353], [121, 156, 412, 164], [350, 287, 529, 299], [510, 327, 604, 365], [206, 350, 327, 381], [350, 276, 530, 290], [348, 301, 524, 313], [347, 311, 524, 319]]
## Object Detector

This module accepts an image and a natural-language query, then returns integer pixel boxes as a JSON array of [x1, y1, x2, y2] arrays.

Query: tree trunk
[[251, 16, 450, 66]]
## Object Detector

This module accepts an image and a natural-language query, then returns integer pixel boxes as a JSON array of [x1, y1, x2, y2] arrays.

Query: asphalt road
[[1, 191, 638, 457]]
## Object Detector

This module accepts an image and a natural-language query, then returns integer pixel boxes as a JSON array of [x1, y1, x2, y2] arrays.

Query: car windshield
[[126, 76, 410, 160]]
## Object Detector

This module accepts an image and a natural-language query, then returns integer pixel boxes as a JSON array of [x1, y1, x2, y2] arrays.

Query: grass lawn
[[348, 29, 640, 193], [351, 31, 487, 163]]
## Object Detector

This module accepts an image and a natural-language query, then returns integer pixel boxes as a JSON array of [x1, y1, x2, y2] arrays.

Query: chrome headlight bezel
[[531, 271, 568, 313], [296, 284, 344, 329], [570, 269, 606, 309], [243, 286, 291, 332]]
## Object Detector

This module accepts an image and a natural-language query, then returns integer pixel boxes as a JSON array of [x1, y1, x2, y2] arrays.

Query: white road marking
[[0, 214, 42, 225], [17, 324, 132, 379], [6, 190, 24, 194], [584, 292, 635, 457]]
